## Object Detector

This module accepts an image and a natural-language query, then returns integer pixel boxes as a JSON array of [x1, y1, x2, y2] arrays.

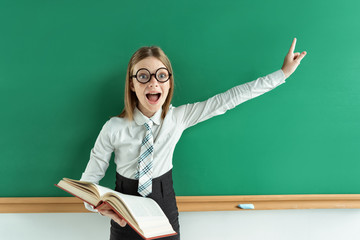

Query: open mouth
[[146, 93, 161, 103]]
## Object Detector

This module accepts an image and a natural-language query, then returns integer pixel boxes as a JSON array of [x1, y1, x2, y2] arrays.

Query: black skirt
[[110, 169, 180, 240]]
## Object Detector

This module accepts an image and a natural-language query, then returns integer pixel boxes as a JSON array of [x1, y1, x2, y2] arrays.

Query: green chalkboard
[[1, 0, 359, 197]]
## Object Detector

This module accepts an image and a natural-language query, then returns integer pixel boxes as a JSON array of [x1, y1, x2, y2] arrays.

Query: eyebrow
[[134, 67, 167, 73]]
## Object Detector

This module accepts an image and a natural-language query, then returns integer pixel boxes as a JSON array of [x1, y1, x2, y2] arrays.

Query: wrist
[[281, 68, 289, 79]]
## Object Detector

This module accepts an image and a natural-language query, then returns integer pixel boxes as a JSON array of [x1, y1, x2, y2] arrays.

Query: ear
[[130, 79, 135, 92]]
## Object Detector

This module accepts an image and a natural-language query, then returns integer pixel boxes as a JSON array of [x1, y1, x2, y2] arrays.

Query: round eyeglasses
[[131, 67, 172, 84]]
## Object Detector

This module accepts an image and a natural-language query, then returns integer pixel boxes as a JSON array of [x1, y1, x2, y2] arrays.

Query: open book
[[56, 178, 177, 240]]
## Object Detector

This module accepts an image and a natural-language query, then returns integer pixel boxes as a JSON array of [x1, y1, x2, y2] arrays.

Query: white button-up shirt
[[80, 69, 286, 184]]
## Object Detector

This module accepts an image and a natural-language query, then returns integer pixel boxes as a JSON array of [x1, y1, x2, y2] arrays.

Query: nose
[[148, 74, 158, 88]]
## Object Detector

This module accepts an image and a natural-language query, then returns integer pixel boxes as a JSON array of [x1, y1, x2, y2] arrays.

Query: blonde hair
[[118, 46, 174, 120]]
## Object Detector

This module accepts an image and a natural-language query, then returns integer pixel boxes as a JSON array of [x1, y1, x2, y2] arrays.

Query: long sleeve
[[80, 120, 114, 212], [80, 120, 114, 183], [177, 69, 286, 129]]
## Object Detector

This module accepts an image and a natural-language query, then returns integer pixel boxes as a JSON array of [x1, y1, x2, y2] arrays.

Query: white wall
[[1, 210, 360, 240]]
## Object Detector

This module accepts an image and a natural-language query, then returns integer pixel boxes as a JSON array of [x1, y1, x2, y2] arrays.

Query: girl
[[80, 38, 307, 240]]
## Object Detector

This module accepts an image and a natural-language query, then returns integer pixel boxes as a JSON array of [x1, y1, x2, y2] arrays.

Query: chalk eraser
[[238, 204, 255, 209]]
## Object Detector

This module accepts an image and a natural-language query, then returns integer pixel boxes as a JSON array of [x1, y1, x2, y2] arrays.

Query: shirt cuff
[[267, 69, 287, 85], [84, 202, 99, 213], [278, 69, 286, 81]]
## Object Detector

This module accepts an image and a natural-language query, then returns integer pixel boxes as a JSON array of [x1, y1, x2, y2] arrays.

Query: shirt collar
[[133, 107, 162, 126]]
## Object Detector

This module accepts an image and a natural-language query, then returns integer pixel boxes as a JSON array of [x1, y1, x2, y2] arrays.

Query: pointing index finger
[[289, 38, 297, 53]]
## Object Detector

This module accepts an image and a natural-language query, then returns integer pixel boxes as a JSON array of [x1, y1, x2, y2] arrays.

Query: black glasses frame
[[131, 67, 172, 83]]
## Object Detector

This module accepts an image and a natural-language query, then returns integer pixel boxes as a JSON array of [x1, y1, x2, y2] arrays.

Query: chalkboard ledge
[[1, 195, 360, 213]]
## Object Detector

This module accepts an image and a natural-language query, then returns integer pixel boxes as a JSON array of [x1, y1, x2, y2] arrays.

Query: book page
[[94, 184, 164, 217], [136, 216, 175, 234], [57, 180, 99, 206], [62, 178, 100, 198]]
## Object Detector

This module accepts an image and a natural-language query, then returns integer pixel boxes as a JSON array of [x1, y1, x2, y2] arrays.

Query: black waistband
[[116, 169, 173, 185]]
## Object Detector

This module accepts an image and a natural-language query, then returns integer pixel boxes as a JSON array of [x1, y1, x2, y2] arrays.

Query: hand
[[281, 38, 307, 79], [98, 204, 127, 227]]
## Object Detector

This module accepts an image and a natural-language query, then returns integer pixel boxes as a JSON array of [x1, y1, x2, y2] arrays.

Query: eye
[[139, 74, 148, 79], [137, 69, 150, 82], [157, 70, 169, 80]]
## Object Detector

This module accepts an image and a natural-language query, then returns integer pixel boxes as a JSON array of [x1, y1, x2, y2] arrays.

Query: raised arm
[[176, 69, 286, 129]]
